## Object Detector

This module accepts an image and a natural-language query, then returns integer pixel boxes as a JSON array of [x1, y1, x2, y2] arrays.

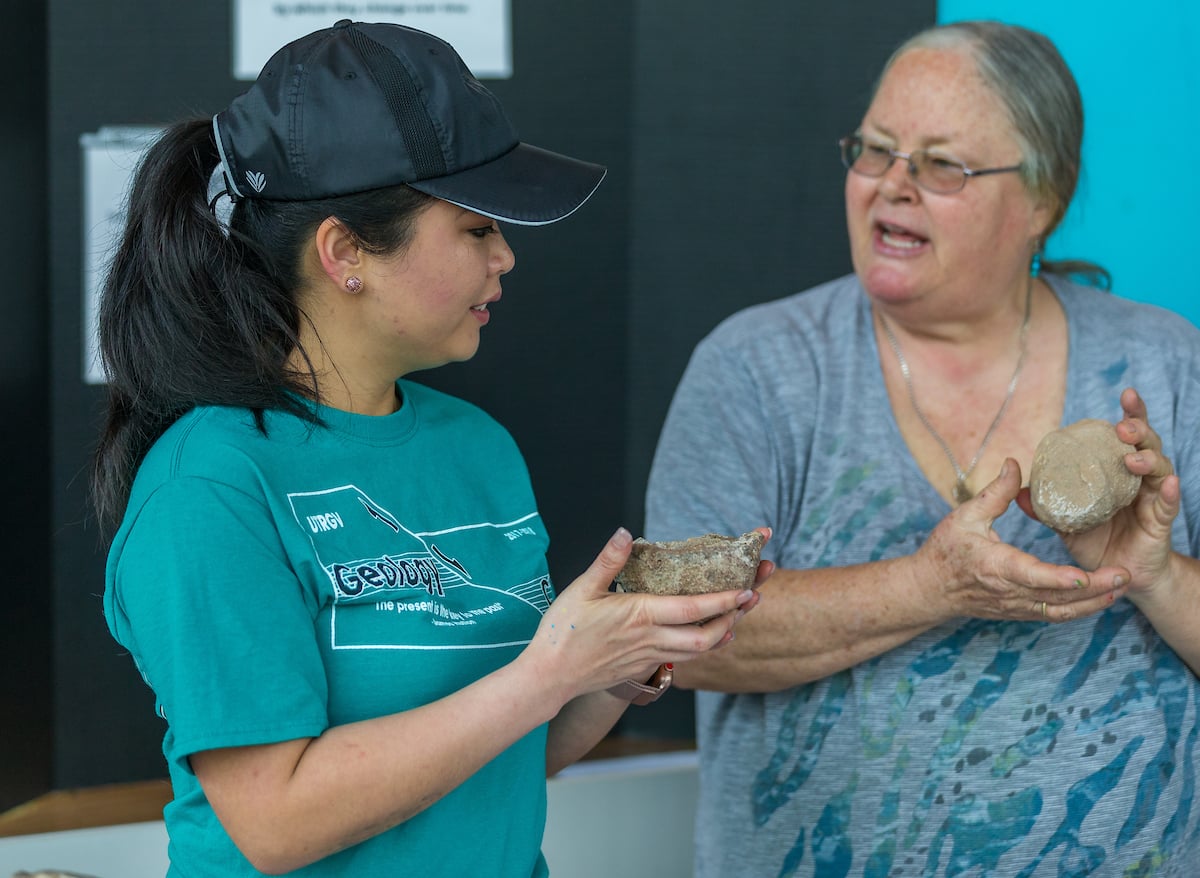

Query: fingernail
[[1073, 578, 1084, 589], [736, 589, 755, 606], [612, 527, 632, 547], [665, 663, 674, 671], [1113, 575, 1125, 588], [1000, 460, 1009, 479]]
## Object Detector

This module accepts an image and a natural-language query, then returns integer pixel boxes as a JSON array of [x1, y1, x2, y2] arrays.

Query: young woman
[[94, 21, 766, 876]]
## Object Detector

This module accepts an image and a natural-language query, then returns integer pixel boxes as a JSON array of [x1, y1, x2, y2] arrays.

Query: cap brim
[[408, 143, 606, 226]]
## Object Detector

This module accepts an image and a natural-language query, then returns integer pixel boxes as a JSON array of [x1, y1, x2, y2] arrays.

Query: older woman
[[646, 20, 1200, 877]]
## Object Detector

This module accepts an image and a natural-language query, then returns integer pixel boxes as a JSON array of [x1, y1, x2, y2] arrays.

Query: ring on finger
[[1039, 601, 1048, 619]]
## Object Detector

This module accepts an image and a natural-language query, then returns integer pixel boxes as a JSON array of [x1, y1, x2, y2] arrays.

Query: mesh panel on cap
[[347, 27, 446, 180]]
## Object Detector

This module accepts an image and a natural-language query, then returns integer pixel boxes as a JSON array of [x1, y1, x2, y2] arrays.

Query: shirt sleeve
[[107, 476, 330, 768], [645, 330, 793, 559], [1166, 318, 1200, 557]]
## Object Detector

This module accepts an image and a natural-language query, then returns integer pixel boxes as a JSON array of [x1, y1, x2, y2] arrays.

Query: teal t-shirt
[[105, 380, 555, 877]]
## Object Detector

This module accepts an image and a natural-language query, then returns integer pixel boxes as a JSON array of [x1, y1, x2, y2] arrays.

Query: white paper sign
[[80, 127, 163, 385], [234, 0, 511, 80]]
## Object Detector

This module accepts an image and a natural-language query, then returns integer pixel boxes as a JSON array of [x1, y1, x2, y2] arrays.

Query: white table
[[0, 750, 699, 878]]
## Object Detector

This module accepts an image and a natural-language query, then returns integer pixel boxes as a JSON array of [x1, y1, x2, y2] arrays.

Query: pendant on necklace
[[877, 273, 1034, 511]]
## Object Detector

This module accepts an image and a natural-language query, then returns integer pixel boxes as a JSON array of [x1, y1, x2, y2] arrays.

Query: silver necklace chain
[[879, 274, 1033, 504]]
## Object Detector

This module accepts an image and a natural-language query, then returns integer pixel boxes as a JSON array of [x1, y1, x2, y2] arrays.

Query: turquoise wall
[[938, 1, 1198, 326]]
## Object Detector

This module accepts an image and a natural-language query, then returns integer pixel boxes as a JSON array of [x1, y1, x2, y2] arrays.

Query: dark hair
[[92, 118, 435, 535], [882, 20, 1110, 288]]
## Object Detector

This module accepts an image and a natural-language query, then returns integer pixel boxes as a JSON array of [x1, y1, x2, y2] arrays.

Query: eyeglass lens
[[840, 136, 968, 193]]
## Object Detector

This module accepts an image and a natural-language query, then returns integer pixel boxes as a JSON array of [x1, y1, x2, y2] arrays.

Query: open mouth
[[878, 221, 927, 250]]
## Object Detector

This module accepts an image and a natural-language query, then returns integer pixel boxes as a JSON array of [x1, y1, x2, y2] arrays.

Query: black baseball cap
[[213, 20, 606, 225]]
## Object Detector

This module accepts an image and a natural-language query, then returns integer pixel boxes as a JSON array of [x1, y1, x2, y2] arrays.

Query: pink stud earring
[[344, 276, 363, 293]]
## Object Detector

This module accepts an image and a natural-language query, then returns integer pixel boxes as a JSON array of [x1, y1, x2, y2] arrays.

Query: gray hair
[[880, 21, 1081, 240], [875, 21, 1108, 284]]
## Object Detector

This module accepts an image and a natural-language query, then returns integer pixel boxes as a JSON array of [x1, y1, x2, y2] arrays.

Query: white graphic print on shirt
[[289, 485, 553, 651]]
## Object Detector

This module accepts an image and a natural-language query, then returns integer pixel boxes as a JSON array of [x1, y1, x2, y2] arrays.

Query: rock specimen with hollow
[[614, 531, 765, 595]]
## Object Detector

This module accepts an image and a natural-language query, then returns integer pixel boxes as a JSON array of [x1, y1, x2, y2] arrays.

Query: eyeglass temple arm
[[963, 164, 1023, 178]]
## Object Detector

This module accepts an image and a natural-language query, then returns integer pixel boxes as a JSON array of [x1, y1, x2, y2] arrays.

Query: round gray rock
[[1029, 418, 1141, 533]]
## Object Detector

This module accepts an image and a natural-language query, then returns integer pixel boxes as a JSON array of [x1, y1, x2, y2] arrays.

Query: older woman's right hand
[[917, 458, 1130, 624], [1054, 389, 1179, 590]]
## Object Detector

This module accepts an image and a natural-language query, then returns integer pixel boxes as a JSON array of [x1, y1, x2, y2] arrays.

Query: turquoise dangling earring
[[1030, 243, 1043, 278]]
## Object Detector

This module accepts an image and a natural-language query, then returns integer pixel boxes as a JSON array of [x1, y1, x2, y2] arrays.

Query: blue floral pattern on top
[[646, 275, 1200, 876]]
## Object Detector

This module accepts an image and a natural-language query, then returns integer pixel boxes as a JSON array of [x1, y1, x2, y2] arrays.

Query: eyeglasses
[[838, 134, 1023, 194]]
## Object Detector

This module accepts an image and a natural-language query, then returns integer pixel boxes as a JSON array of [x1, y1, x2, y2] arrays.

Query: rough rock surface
[[614, 531, 765, 595], [1029, 418, 1141, 533]]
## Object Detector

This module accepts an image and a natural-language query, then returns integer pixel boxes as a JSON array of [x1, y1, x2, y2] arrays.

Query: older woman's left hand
[[1020, 387, 1180, 595]]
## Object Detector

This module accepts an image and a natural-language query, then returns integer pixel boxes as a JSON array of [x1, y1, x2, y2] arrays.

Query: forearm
[[1128, 551, 1200, 678], [545, 690, 629, 776], [673, 558, 941, 693], [193, 650, 569, 873]]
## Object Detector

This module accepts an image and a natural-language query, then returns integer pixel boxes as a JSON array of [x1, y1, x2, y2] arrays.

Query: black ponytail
[[92, 118, 434, 535]]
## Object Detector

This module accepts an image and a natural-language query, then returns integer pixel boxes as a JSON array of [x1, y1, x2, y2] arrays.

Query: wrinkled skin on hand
[[1017, 388, 1179, 600], [918, 457, 1130, 625]]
